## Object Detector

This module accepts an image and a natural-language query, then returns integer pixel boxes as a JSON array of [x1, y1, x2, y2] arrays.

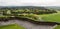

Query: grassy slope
[[0, 24, 25, 29]]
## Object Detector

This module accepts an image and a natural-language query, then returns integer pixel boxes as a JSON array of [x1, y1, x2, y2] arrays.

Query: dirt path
[[0, 20, 54, 29]]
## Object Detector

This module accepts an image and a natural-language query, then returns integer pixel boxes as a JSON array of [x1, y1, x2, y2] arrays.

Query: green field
[[0, 24, 25, 29], [54, 25, 60, 29], [39, 11, 60, 29], [39, 11, 60, 22]]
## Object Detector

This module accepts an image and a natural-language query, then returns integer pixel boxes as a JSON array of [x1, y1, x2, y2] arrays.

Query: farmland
[[0, 6, 60, 29]]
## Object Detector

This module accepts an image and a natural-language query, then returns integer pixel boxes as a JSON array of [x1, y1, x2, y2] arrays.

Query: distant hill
[[1, 6, 60, 11], [45, 6, 60, 11], [0, 6, 48, 10], [0, 6, 57, 14]]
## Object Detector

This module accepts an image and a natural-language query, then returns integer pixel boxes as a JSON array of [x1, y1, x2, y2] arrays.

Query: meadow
[[39, 11, 60, 22], [39, 11, 60, 29]]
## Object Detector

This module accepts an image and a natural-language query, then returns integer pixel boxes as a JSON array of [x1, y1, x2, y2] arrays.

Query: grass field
[[0, 24, 25, 29], [39, 11, 60, 22], [39, 11, 60, 29], [54, 25, 60, 29]]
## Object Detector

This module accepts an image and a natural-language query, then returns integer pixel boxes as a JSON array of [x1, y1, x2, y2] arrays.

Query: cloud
[[0, 0, 60, 6]]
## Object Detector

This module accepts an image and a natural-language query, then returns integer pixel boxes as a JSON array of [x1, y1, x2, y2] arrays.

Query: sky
[[0, 0, 60, 6]]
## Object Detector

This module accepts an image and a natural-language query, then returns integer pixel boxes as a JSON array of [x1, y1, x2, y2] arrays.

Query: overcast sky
[[0, 0, 60, 6]]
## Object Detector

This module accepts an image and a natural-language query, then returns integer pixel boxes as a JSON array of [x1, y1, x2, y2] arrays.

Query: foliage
[[16, 14, 41, 21], [0, 7, 57, 15]]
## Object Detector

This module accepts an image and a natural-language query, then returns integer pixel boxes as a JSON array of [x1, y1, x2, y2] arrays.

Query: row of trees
[[1, 8, 57, 15]]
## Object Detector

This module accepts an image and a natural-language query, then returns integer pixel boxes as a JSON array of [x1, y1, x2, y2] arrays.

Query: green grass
[[0, 24, 25, 29], [39, 11, 60, 22], [39, 11, 60, 29], [54, 25, 60, 29]]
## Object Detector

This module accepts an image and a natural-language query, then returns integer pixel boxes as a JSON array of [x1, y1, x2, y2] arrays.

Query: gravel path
[[0, 20, 54, 29]]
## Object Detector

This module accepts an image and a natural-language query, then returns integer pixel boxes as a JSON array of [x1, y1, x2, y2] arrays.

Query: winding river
[[0, 19, 55, 29]]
